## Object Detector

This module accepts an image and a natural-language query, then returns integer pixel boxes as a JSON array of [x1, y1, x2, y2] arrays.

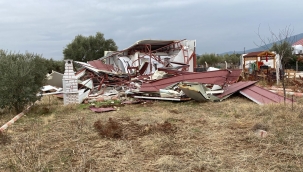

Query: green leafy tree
[[45, 58, 65, 74], [270, 42, 294, 67], [63, 32, 118, 62], [197, 53, 221, 67], [0, 50, 47, 113], [224, 54, 240, 67]]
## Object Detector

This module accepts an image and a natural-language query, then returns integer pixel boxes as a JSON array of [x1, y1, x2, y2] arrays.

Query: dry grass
[[0, 95, 303, 171]]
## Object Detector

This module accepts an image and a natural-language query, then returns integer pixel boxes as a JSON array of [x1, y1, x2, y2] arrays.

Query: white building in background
[[292, 44, 303, 55]]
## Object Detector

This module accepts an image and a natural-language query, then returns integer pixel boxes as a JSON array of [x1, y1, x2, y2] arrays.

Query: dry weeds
[[0, 95, 303, 171]]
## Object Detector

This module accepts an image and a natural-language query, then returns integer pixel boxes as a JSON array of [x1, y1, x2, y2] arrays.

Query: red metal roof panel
[[216, 81, 257, 98], [140, 70, 230, 92], [226, 69, 242, 84], [88, 60, 114, 71], [239, 85, 293, 105]]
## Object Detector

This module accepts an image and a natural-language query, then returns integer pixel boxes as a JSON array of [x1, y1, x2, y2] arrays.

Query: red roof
[[87, 60, 114, 71], [139, 70, 231, 92], [244, 51, 275, 58], [216, 81, 257, 98], [293, 38, 303, 46], [239, 85, 293, 105]]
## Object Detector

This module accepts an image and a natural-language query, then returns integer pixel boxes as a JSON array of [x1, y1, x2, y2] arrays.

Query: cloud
[[1, 0, 303, 59]]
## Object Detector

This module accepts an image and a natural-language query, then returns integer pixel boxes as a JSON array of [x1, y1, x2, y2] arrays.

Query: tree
[[44, 58, 65, 74], [0, 50, 48, 113], [197, 53, 221, 67], [257, 25, 295, 103], [63, 32, 118, 62], [224, 54, 241, 67]]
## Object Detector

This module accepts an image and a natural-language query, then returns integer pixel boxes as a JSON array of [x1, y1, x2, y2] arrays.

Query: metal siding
[[139, 70, 230, 92], [216, 81, 257, 98], [239, 85, 293, 105]]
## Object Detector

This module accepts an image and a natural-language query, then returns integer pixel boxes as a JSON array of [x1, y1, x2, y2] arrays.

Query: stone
[[255, 129, 268, 138]]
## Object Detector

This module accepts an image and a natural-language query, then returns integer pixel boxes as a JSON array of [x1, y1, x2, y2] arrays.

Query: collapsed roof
[[100, 39, 197, 74]]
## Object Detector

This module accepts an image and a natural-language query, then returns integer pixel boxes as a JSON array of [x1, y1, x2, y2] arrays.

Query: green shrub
[[0, 50, 48, 113]]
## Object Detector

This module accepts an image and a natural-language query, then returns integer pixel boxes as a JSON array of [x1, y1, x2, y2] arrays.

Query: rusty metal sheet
[[216, 81, 257, 98], [239, 85, 293, 105], [226, 69, 242, 84], [140, 70, 230, 92]]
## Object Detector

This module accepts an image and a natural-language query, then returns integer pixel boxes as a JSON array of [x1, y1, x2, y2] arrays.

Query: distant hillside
[[221, 32, 303, 55]]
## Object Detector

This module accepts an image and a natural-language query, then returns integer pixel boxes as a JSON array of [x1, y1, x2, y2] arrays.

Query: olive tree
[[224, 54, 241, 67], [197, 53, 221, 67], [0, 50, 47, 113], [63, 32, 118, 62]]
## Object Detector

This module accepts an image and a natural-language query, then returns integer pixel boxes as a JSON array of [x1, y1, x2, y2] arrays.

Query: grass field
[[0, 94, 303, 171]]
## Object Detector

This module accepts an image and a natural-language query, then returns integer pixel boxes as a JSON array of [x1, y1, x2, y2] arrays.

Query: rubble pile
[[44, 60, 292, 106], [43, 39, 293, 107]]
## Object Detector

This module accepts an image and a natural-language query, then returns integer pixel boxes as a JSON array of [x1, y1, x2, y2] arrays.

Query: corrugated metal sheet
[[74, 61, 116, 75], [239, 85, 293, 105], [216, 81, 257, 98], [226, 69, 242, 83], [88, 60, 114, 71], [140, 70, 230, 92]]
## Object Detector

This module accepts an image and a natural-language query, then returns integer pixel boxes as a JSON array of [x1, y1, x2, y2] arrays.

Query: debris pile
[[43, 39, 294, 107]]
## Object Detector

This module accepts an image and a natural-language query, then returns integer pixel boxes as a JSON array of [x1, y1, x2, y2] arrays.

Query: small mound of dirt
[[93, 118, 123, 139], [93, 118, 177, 140]]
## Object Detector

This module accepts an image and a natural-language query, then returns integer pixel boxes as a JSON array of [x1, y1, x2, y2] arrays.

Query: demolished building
[[100, 39, 197, 74], [41, 39, 295, 106]]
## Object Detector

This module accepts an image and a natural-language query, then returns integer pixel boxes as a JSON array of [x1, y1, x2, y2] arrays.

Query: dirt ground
[[0, 95, 303, 171]]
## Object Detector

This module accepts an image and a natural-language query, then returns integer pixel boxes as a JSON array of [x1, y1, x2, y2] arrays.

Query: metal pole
[[296, 61, 298, 72]]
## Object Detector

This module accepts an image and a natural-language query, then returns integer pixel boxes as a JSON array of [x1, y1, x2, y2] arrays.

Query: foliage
[[63, 32, 118, 62], [0, 50, 48, 113], [197, 53, 221, 66], [44, 58, 65, 74], [270, 41, 294, 65], [224, 53, 241, 65], [197, 53, 240, 67]]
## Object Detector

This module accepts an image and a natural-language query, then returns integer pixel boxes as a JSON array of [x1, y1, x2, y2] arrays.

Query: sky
[[1, 0, 303, 60]]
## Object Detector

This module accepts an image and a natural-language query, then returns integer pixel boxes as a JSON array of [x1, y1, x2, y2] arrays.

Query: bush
[[0, 50, 48, 113]]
